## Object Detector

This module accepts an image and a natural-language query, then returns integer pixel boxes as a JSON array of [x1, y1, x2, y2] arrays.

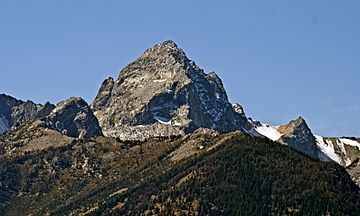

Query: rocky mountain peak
[[92, 40, 250, 140], [117, 40, 192, 84], [142, 40, 183, 58], [159, 40, 178, 48], [0, 94, 55, 134], [277, 116, 308, 135], [277, 116, 319, 159], [44, 97, 102, 139]]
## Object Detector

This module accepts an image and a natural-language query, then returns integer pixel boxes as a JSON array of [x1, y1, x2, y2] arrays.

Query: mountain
[[0, 94, 55, 134], [251, 117, 324, 159], [92, 40, 250, 141], [252, 116, 360, 184], [0, 97, 102, 157], [0, 40, 360, 215], [90, 40, 360, 169], [0, 41, 358, 171]]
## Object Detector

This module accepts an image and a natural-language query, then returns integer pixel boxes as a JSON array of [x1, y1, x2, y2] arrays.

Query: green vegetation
[[1, 133, 360, 215]]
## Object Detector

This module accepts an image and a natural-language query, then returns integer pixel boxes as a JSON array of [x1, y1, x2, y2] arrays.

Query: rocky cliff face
[[91, 77, 114, 111], [44, 97, 102, 139], [92, 40, 249, 140], [276, 117, 321, 159], [0, 94, 55, 134], [0, 97, 102, 157]]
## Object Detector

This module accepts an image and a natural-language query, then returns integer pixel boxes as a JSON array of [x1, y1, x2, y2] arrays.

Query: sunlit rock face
[[92, 40, 250, 140], [44, 97, 102, 139]]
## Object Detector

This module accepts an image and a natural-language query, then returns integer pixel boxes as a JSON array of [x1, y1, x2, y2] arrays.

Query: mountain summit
[[1, 40, 360, 215], [92, 40, 250, 140], [90, 41, 360, 176]]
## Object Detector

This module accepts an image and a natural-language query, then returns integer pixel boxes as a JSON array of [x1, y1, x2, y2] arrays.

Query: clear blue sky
[[0, 1, 359, 137]]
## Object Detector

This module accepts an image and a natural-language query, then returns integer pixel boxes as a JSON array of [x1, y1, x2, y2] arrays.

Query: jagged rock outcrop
[[251, 117, 329, 160], [276, 117, 320, 159], [0, 94, 55, 134], [91, 77, 114, 111], [44, 97, 102, 139], [92, 40, 250, 140]]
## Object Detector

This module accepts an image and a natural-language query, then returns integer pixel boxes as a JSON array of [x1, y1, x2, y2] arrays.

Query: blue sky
[[0, 1, 359, 136]]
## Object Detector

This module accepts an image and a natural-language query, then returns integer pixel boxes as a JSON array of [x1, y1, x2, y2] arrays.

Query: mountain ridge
[[91, 40, 360, 180], [1, 40, 358, 168], [1, 40, 360, 215]]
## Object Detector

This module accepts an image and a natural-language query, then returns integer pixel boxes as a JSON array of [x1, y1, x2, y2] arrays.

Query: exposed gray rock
[[277, 117, 320, 159], [92, 40, 250, 140], [44, 97, 102, 139], [35, 102, 56, 119], [0, 94, 55, 134], [91, 77, 114, 111]]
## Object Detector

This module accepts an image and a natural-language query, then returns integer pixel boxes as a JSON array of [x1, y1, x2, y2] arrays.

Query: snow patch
[[336, 139, 347, 156], [153, 79, 166, 83], [247, 127, 263, 137], [254, 124, 283, 141], [154, 115, 171, 125], [173, 121, 182, 126], [339, 138, 360, 151], [315, 135, 341, 164]]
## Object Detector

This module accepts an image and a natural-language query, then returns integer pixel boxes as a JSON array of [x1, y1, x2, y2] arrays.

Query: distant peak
[[53, 97, 88, 114], [142, 40, 184, 58], [61, 97, 85, 104], [294, 116, 305, 122], [278, 116, 310, 136], [118, 40, 189, 81], [280, 116, 307, 128], [158, 40, 178, 48]]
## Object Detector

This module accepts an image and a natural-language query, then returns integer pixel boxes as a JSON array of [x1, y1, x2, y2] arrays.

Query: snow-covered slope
[[340, 138, 360, 150], [314, 135, 343, 164], [253, 123, 283, 141], [250, 117, 360, 167], [315, 135, 360, 166]]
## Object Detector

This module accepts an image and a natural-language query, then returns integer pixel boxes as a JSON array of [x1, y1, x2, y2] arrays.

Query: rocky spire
[[91, 77, 114, 111]]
